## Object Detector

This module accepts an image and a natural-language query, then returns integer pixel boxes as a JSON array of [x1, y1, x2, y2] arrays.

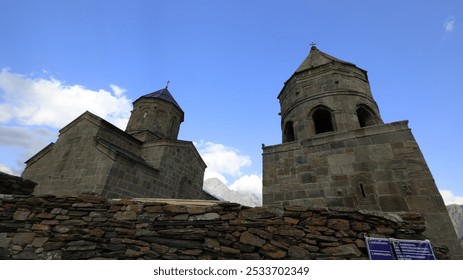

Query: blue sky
[[0, 0, 462, 204]]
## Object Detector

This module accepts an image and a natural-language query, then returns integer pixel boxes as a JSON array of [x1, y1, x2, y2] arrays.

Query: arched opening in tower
[[283, 121, 295, 143], [313, 109, 334, 134], [357, 106, 376, 128]]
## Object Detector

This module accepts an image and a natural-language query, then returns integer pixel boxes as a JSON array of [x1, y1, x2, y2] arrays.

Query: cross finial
[[165, 80, 170, 89], [310, 42, 317, 50]]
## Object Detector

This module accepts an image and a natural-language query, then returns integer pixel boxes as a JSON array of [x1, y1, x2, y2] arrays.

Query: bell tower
[[126, 86, 184, 142], [263, 45, 463, 258], [279, 45, 383, 143]]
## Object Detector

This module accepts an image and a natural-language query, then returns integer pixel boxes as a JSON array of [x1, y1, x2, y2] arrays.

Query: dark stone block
[[342, 197, 356, 208], [262, 194, 274, 204], [12, 248, 37, 260], [0, 222, 25, 232], [273, 192, 284, 202], [305, 188, 323, 198], [295, 156, 307, 164], [288, 245, 310, 259], [62, 250, 102, 260], [301, 173, 316, 183], [139, 236, 202, 249], [325, 197, 344, 208], [369, 134, 390, 145], [98, 251, 126, 259], [0, 248, 8, 260], [285, 192, 294, 200], [356, 137, 371, 146], [379, 196, 409, 212], [294, 190, 307, 199], [330, 141, 345, 149], [0, 172, 37, 195], [43, 241, 66, 251], [235, 242, 256, 253]]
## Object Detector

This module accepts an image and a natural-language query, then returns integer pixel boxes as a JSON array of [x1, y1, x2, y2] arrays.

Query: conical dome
[[295, 45, 355, 73], [134, 88, 183, 113], [278, 46, 382, 143], [126, 87, 184, 141]]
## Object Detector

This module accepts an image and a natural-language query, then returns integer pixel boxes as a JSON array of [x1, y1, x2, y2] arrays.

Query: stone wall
[[23, 112, 144, 197], [140, 140, 212, 200], [263, 120, 462, 259], [0, 172, 36, 196], [263, 121, 436, 210], [0, 193, 449, 260]]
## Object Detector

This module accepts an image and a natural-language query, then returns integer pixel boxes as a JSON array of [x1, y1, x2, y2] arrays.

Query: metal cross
[[165, 80, 170, 89], [310, 42, 317, 48]]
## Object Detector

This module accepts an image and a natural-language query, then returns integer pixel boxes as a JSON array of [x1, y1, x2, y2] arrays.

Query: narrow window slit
[[360, 184, 366, 197]]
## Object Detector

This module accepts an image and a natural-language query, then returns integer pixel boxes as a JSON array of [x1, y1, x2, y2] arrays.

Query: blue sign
[[366, 237, 395, 260], [366, 237, 436, 260], [391, 239, 436, 260]]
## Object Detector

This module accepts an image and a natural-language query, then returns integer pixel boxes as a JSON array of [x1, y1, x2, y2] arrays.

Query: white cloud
[[109, 84, 126, 98], [203, 170, 229, 185], [0, 68, 132, 129], [0, 163, 14, 175], [0, 125, 56, 150], [0, 69, 133, 174], [440, 189, 463, 205], [444, 16, 456, 33], [196, 141, 262, 201], [196, 141, 251, 178], [0, 125, 58, 175], [230, 174, 262, 199]]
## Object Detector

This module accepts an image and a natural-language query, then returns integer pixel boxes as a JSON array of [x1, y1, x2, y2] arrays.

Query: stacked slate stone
[[0, 192, 448, 260], [0, 172, 36, 195]]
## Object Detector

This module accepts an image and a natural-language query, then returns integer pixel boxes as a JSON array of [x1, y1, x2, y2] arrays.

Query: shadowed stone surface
[[0, 194, 451, 260], [0, 172, 36, 195]]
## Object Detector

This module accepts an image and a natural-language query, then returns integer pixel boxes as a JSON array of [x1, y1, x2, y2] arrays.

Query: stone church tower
[[126, 87, 184, 141], [22, 86, 214, 200], [262, 45, 463, 258]]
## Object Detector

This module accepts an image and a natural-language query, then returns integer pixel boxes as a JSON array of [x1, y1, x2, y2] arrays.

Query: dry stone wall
[[0, 192, 449, 260], [0, 172, 36, 196]]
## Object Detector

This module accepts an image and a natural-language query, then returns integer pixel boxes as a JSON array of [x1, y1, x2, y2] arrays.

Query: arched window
[[356, 106, 377, 128], [313, 108, 334, 134], [283, 121, 295, 143]]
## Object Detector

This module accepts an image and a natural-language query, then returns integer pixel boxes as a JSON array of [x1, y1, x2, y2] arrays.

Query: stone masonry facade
[[263, 121, 438, 211], [262, 46, 463, 259], [21, 88, 214, 201], [0, 192, 450, 260]]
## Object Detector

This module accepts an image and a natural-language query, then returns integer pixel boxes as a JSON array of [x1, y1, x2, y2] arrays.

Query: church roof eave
[[133, 88, 184, 113], [277, 46, 368, 100], [295, 46, 357, 73]]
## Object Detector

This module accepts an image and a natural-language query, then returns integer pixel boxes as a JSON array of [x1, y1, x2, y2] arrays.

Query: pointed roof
[[295, 46, 356, 73], [134, 87, 183, 112]]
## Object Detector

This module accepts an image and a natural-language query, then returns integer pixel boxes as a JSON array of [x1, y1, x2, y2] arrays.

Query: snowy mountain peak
[[203, 177, 261, 207], [447, 204, 463, 240]]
